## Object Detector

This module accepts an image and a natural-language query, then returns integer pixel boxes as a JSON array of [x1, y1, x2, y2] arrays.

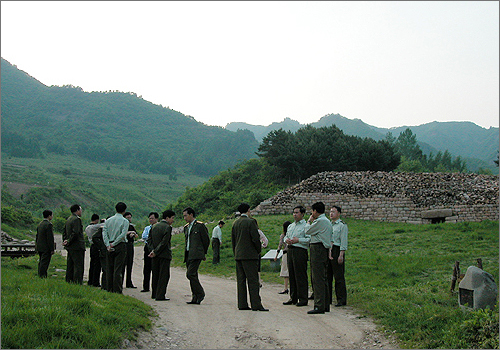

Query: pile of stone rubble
[[269, 171, 499, 208]]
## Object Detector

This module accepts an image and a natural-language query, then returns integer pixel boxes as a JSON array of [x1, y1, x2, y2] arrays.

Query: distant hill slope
[[1, 58, 259, 177], [226, 113, 498, 172]]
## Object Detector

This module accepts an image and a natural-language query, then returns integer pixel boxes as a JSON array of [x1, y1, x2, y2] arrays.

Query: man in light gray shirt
[[305, 201, 333, 314], [102, 202, 129, 293], [283, 205, 310, 307]]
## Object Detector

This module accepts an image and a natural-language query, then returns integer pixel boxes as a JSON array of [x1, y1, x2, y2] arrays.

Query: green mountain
[[226, 113, 499, 172], [1, 58, 259, 178]]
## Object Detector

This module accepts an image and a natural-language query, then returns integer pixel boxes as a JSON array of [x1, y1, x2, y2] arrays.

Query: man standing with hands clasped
[[148, 210, 175, 301], [305, 201, 333, 314], [183, 207, 210, 305], [63, 204, 85, 284], [328, 205, 348, 307], [36, 210, 55, 278], [102, 202, 129, 294], [232, 203, 268, 311]]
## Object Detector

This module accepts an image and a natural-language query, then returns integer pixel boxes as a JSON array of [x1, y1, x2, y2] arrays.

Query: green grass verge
[[1, 254, 155, 349]]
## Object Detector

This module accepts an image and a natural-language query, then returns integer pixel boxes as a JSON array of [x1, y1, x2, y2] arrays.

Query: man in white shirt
[[211, 220, 225, 264], [141, 212, 159, 292]]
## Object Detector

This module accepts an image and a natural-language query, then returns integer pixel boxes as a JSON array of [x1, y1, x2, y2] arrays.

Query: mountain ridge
[[226, 114, 499, 172]]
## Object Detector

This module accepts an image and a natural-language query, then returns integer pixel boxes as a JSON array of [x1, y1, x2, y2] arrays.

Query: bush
[[1, 205, 35, 227]]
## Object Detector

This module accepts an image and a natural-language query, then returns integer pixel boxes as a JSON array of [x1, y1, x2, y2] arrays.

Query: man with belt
[[183, 207, 210, 304], [328, 205, 348, 307], [103, 202, 129, 293], [283, 205, 310, 307], [141, 212, 159, 292], [305, 201, 333, 314], [63, 204, 85, 284]]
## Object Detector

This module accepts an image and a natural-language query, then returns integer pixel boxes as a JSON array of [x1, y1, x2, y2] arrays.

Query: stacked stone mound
[[269, 171, 498, 208]]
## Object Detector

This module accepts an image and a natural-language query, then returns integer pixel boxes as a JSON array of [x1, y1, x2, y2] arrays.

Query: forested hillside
[[226, 113, 499, 173], [1, 58, 258, 177]]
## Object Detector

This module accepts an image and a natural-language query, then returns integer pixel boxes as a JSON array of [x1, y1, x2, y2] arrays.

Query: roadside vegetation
[[1, 254, 154, 349]]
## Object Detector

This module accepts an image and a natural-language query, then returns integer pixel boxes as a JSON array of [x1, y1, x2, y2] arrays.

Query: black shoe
[[278, 289, 289, 294], [239, 307, 251, 310], [140, 289, 150, 292], [197, 295, 205, 304], [155, 297, 170, 301], [283, 299, 297, 305], [127, 285, 137, 289], [307, 308, 325, 314], [296, 301, 308, 307], [325, 307, 330, 312], [308, 294, 314, 300], [252, 307, 269, 311], [186, 300, 201, 304], [335, 303, 346, 307]]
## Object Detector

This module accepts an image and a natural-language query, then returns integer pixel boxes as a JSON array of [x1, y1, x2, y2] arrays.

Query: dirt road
[[58, 235, 398, 349]]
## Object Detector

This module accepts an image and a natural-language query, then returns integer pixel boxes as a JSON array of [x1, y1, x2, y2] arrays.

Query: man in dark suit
[[183, 207, 210, 305], [231, 203, 268, 311], [36, 209, 55, 278], [63, 204, 85, 284], [148, 210, 175, 301]]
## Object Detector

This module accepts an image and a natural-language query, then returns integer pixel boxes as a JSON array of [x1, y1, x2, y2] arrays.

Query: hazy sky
[[1, 1, 498, 129]]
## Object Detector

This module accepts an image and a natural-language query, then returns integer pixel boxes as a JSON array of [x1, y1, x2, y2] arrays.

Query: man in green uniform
[[328, 205, 348, 307], [231, 203, 268, 311], [36, 209, 55, 278], [63, 204, 85, 284], [148, 209, 175, 301], [183, 207, 210, 304], [306, 201, 333, 314]]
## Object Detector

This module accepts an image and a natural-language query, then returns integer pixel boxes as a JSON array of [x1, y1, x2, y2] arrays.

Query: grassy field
[[1, 153, 208, 219], [2, 216, 498, 348]]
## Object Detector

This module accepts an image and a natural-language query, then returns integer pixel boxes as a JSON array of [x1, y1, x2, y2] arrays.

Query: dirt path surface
[[56, 235, 398, 349]]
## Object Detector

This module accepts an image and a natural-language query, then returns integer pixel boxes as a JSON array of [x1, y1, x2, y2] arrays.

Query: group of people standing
[[35, 200, 347, 315], [275, 202, 348, 314]]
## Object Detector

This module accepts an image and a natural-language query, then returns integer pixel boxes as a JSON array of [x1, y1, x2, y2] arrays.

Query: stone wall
[[251, 171, 499, 224]]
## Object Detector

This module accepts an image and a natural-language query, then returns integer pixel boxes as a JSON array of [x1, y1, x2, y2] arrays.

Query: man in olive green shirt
[[232, 203, 268, 311], [63, 204, 85, 284], [36, 209, 55, 278], [305, 201, 333, 314]]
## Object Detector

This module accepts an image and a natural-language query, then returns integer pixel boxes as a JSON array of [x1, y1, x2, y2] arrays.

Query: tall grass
[[169, 216, 499, 349], [1, 254, 154, 349]]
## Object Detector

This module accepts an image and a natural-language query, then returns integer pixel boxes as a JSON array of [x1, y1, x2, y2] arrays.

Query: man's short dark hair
[[311, 201, 325, 214], [332, 205, 342, 213], [163, 210, 175, 219], [293, 205, 306, 214], [115, 202, 127, 213], [70, 204, 81, 213], [218, 220, 225, 226], [149, 212, 159, 219], [183, 207, 196, 217], [91, 213, 100, 222], [124, 212, 132, 217], [237, 203, 250, 214], [43, 210, 53, 218]]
